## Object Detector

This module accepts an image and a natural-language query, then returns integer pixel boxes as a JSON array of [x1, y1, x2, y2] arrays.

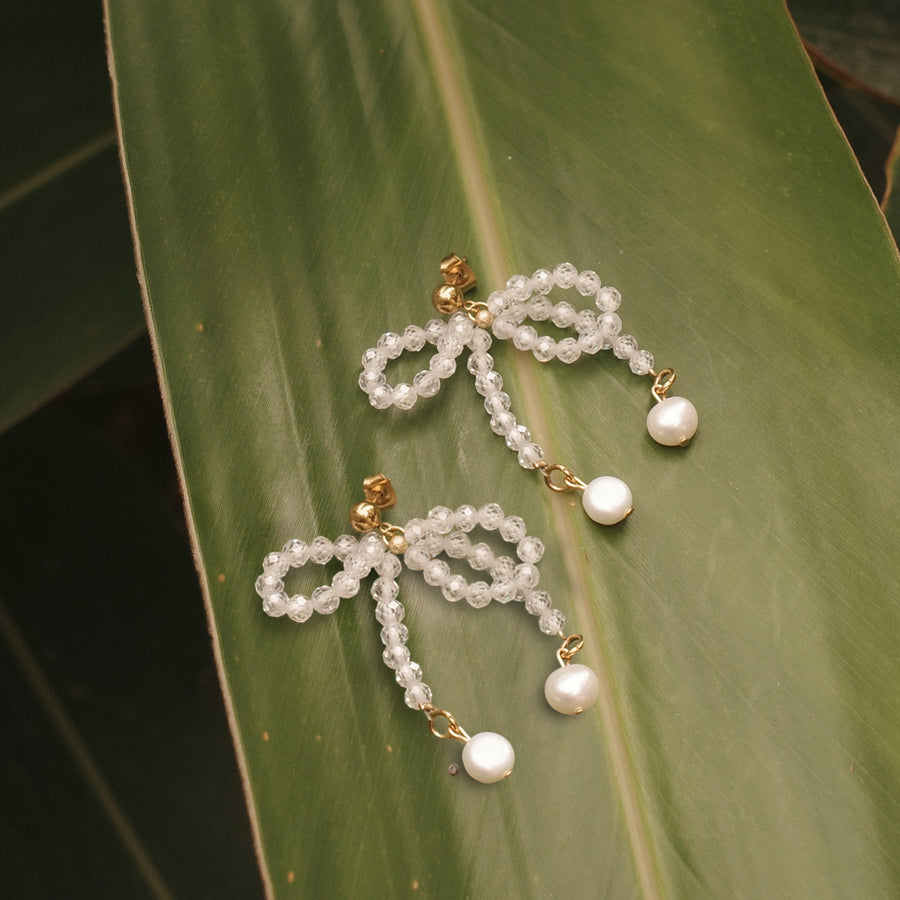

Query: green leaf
[[106, 1, 900, 896]]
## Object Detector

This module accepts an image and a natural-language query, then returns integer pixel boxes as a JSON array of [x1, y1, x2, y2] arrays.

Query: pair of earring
[[358, 254, 698, 525], [255, 475, 600, 783]]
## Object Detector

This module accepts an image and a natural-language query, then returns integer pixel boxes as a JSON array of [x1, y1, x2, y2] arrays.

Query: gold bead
[[387, 532, 409, 555], [470, 306, 494, 329], [432, 283, 463, 315], [349, 501, 381, 533]]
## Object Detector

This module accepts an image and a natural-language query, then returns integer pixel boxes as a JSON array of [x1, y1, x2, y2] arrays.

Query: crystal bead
[[286, 594, 314, 623], [455, 505, 479, 532], [512, 325, 538, 351], [403, 546, 429, 571], [596, 286, 621, 312], [491, 316, 516, 340], [308, 536, 334, 565], [613, 334, 639, 360], [421, 533, 444, 555], [514, 563, 540, 589], [375, 599, 404, 625], [556, 337, 582, 364], [527, 296, 553, 321], [380, 623, 409, 646], [427, 506, 456, 534], [575, 309, 599, 333], [429, 354, 457, 379], [369, 384, 394, 410], [403, 518, 428, 543], [344, 553, 371, 579], [423, 318, 446, 343], [263, 551, 289, 577], [436, 333, 463, 356], [371, 576, 400, 602], [467, 542, 495, 571], [551, 302, 577, 327], [517, 442, 544, 468], [382, 644, 411, 670], [475, 371, 503, 396], [579, 331, 604, 355], [525, 590, 552, 615], [376, 553, 402, 578], [467, 351, 494, 375], [539, 609, 566, 635], [491, 556, 516, 579], [423, 558, 450, 586], [361, 347, 387, 369], [465, 581, 492, 608], [255, 573, 283, 598], [404, 682, 432, 709], [359, 533, 386, 563], [402, 324, 426, 351], [358, 368, 384, 392], [533, 336, 557, 362], [413, 370, 440, 397], [468, 329, 492, 351], [553, 262, 578, 288], [331, 571, 360, 599], [281, 538, 309, 567], [442, 574, 469, 602], [499, 515, 527, 542], [598, 312, 622, 337], [312, 585, 340, 615], [489, 410, 517, 436], [377, 331, 404, 359], [486, 290, 508, 316], [484, 392, 512, 416], [447, 313, 474, 342], [629, 349, 655, 375], [516, 535, 545, 563], [506, 273, 530, 301], [396, 662, 424, 687], [576, 269, 602, 296], [492, 579, 517, 604], [504, 424, 530, 451], [332, 534, 357, 560], [262, 591, 289, 616], [392, 382, 418, 410], [478, 503, 505, 529], [443, 531, 472, 558], [530, 268, 553, 295]]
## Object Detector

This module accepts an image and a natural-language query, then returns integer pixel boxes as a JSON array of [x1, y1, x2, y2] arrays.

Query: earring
[[358, 255, 698, 526], [255, 474, 600, 784]]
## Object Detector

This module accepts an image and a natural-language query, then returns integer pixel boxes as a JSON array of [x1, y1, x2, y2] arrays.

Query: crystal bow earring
[[358, 255, 698, 526], [254, 474, 600, 784]]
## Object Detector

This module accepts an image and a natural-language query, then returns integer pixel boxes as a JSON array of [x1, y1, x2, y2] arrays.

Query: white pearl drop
[[647, 396, 698, 446], [581, 476, 633, 525], [544, 664, 600, 715], [461, 732, 515, 783]]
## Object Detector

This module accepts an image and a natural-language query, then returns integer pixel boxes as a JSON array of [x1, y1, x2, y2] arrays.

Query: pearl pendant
[[647, 396, 698, 447], [461, 732, 515, 783], [544, 664, 600, 715], [581, 476, 633, 525]]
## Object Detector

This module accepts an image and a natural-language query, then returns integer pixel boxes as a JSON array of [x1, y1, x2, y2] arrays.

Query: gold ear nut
[[362, 473, 397, 510], [439, 253, 477, 292]]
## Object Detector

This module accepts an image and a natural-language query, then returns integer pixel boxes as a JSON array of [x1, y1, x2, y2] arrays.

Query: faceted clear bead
[[286, 594, 314, 623], [361, 347, 387, 369], [486, 290, 508, 316], [404, 682, 432, 709], [556, 337, 582, 364], [491, 316, 516, 340], [377, 332, 404, 359], [579, 331, 604, 355], [263, 551, 289, 577], [402, 324, 427, 351], [489, 410, 517, 436], [467, 351, 494, 375], [427, 506, 456, 534], [467, 542, 495, 571], [576, 269, 602, 296], [382, 644, 411, 670], [442, 574, 469, 602], [575, 309, 599, 333], [371, 576, 400, 602], [436, 333, 463, 356], [513, 325, 538, 350], [311, 585, 340, 615], [375, 598, 405, 625], [551, 302, 578, 327], [553, 262, 578, 288], [376, 553, 402, 578], [392, 382, 418, 410], [282, 538, 309, 567], [423, 318, 446, 343], [255, 573, 283, 599], [475, 371, 503, 396], [530, 268, 553, 295], [596, 286, 622, 312], [455, 505, 479, 532], [491, 556, 516, 579], [504, 424, 531, 451], [443, 531, 472, 559], [369, 384, 394, 409], [413, 370, 440, 397], [262, 591, 289, 616], [447, 313, 474, 342], [484, 392, 511, 416], [359, 533, 386, 564], [423, 558, 451, 586], [492, 579, 517, 604], [332, 534, 357, 560], [380, 623, 409, 645], [468, 328, 492, 351], [505, 273, 530, 301], [525, 590, 552, 615], [539, 609, 567, 635], [517, 442, 544, 468], [499, 515, 527, 542], [308, 536, 334, 565], [514, 563, 540, 589], [528, 296, 553, 321], [517, 535, 545, 563], [533, 336, 557, 362], [403, 518, 428, 543], [331, 571, 360, 599], [344, 553, 371, 579], [396, 662, 424, 687], [599, 312, 623, 340], [613, 334, 639, 360], [421, 532, 444, 555], [466, 581, 492, 608], [359, 368, 385, 392], [630, 349, 655, 375], [478, 503, 505, 529], [429, 354, 457, 379]]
